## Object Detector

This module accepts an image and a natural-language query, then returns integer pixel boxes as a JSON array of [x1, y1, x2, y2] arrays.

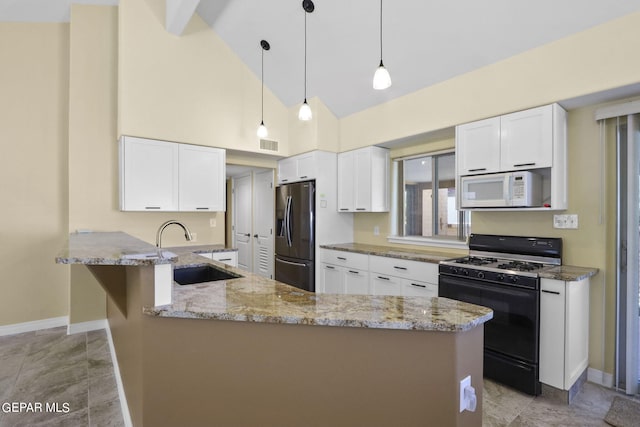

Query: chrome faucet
[[156, 220, 193, 248]]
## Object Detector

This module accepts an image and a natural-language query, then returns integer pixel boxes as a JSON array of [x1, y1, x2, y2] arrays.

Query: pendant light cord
[[304, 10, 307, 101], [261, 47, 264, 121], [379, 0, 383, 63]]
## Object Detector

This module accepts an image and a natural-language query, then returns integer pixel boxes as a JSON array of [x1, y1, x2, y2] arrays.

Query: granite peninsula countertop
[[319, 242, 459, 263], [57, 232, 493, 332], [539, 265, 599, 282]]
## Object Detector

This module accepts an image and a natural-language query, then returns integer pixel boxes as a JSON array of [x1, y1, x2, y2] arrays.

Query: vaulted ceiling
[[3, 0, 640, 118]]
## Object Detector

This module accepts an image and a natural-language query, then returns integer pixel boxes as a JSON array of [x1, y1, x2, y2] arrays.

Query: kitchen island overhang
[[57, 232, 493, 427]]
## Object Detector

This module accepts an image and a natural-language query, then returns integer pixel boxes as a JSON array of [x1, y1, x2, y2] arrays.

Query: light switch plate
[[553, 214, 578, 229]]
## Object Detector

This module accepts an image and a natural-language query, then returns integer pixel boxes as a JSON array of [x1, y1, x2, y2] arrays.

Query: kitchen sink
[[173, 265, 243, 285]]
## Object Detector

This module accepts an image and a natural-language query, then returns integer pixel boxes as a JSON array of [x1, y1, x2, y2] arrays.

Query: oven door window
[[439, 275, 539, 363]]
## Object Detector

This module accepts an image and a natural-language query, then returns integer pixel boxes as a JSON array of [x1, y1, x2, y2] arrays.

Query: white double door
[[232, 170, 274, 279]]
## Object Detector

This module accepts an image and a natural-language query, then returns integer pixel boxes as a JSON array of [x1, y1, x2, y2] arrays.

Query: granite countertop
[[165, 244, 238, 255], [320, 242, 459, 263], [57, 232, 493, 332], [540, 265, 599, 282], [144, 253, 493, 332]]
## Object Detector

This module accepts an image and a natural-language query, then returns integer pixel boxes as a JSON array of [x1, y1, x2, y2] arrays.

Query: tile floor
[[0, 327, 124, 427], [0, 326, 638, 426]]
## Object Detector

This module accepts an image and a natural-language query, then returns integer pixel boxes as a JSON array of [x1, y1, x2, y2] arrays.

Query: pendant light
[[373, 0, 392, 90], [298, 0, 314, 121], [257, 39, 270, 138]]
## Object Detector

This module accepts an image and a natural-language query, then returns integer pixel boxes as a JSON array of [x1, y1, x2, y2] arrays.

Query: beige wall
[[118, 0, 290, 156], [288, 97, 340, 155], [0, 23, 70, 326]]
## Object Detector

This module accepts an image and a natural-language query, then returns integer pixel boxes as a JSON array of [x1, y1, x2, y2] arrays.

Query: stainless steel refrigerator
[[275, 180, 315, 292]]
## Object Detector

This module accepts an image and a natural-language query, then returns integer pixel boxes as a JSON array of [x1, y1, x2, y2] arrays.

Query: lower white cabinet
[[319, 249, 439, 297], [198, 250, 238, 268], [539, 277, 590, 390]]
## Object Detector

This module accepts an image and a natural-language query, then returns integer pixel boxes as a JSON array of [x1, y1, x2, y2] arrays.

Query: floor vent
[[260, 139, 278, 151]]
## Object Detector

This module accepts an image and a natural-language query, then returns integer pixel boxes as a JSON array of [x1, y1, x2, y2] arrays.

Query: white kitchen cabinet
[[539, 277, 590, 391], [369, 255, 439, 284], [456, 117, 501, 175], [211, 250, 238, 267], [320, 263, 345, 294], [402, 279, 438, 298], [456, 103, 567, 211], [500, 105, 554, 171], [120, 136, 179, 211], [277, 151, 325, 184], [337, 146, 390, 212], [178, 144, 226, 212], [120, 136, 226, 212], [371, 274, 402, 296], [344, 269, 370, 295]]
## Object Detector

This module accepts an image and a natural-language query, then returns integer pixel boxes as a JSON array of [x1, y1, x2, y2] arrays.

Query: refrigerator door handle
[[276, 257, 307, 268], [286, 196, 293, 247], [282, 195, 290, 241]]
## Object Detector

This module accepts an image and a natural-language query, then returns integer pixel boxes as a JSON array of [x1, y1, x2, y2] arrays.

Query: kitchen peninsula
[[56, 232, 493, 427]]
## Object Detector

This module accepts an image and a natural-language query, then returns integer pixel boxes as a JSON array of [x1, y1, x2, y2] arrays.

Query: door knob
[[253, 234, 258, 238], [244, 233, 250, 237]]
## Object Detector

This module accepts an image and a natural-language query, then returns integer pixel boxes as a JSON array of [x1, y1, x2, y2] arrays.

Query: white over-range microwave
[[459, 171, 542, 208]]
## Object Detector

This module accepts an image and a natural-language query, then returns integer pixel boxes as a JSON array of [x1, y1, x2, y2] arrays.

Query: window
[[392, 151, 470, 243]]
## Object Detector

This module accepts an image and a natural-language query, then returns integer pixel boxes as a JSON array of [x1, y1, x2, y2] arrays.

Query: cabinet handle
[[513, 162, 536, 168], [196, 207, 209, 210], [339, 208, 349, 211], [325, 265, 335, 270], [218, 258, 232, 261], [410, 283, 426, 288], [337, 257, 347, 261], [541, 289, 560, 295], [377, 276, 390, 281], [300, 175, 308, 179], [348, 270, 359, 275], [281, 179, 289, 182], [393, 266, 407, 271], [145, 206, 161, 210], [468, 168, 486, 172], [356, 208, 366, 211]]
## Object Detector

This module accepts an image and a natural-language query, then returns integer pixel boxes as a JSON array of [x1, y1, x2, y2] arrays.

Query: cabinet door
[[320, 263, 344, 294], [344, 269, 370, 295], [354, 149, 372, 211], [278, 158, 296, 184], [456, 117, 501, 175], [539, 278, 566, 389], [402, 279, 437, 297], [371, 274, 402, 296], [337, 151, 355, 212], [500, 104, 553, 170], [179, 145, 226, 211], [296, 153, 316, 180], [120, 136, 179, 211]]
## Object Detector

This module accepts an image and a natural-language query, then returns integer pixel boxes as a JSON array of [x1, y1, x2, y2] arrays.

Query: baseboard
[[105, 323, 133, 427], [66, 319, 108, 335], [0, 316, 68, 337], [587, 367, 614, 388]]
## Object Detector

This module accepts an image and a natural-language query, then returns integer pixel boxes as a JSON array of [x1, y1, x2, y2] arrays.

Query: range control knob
[[477, 272, 485, 279], [451, 267, 458, 274], [462, 269, 469, 276], [510, 276, 519, 283], [496, 274, 505, 281]]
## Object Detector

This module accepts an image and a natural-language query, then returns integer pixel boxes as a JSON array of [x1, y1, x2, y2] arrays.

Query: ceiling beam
[[166, 0, 201, 36]]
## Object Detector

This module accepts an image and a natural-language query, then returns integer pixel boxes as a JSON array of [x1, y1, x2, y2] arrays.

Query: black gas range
[[438, 234, 562, 395]]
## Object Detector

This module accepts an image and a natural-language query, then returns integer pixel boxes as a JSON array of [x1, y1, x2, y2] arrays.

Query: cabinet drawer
[[369, 255, 438, 283], [402, 279, 438, 298], [211, 251, 238, 267], [371, 273, 402, 296], [320, 249, 369, 271]]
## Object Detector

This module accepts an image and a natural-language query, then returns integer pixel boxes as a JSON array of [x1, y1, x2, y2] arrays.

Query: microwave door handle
[[504, 175, 512, 206]]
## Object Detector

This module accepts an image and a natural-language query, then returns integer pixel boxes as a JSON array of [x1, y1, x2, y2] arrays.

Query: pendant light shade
[[257, 39, 270, 138], [373, 0, 391, 90], [298, 0, 314, 121]]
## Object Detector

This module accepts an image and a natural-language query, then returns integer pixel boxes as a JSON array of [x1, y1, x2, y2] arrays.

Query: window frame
[[388, 149, 469, 250]]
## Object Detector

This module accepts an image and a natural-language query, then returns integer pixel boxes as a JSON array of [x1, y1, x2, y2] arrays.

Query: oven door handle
[[440, 274, 537, 295]]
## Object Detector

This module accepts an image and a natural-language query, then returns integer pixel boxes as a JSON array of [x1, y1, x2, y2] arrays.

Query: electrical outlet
[[459, 376, 471, 412], [553, 214, 579, 229], [191, 232, 197, 242], [373, 226, 380, 236], [210, 218, 216, 227]]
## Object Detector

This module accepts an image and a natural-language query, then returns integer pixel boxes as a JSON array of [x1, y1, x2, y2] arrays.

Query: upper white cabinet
[[120, 136, 226, 212], [456, 117, 501, 175], [178, 144, 225, 212], [456, 103, 567, 210], [337, 146, 390, 212], [277, 151, 324, 184]]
